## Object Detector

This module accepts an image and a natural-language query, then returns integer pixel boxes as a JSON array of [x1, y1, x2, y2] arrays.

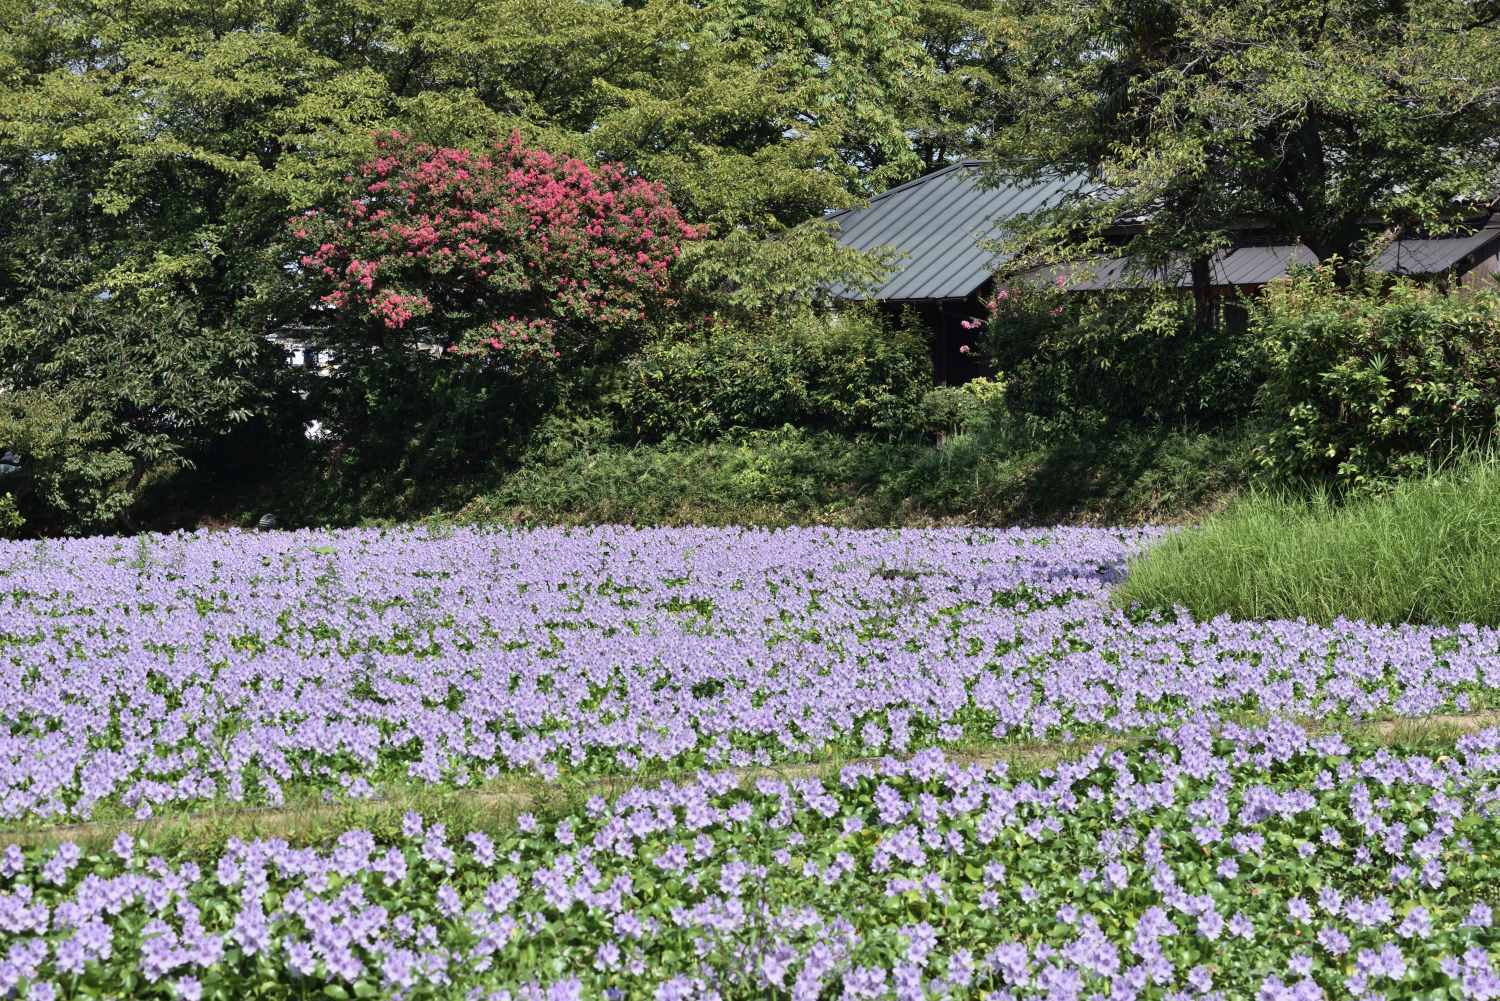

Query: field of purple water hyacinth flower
[[4, 525, 1500, 825], [1, 525, 1498, 1000], [3, 721, 1499, 1000]]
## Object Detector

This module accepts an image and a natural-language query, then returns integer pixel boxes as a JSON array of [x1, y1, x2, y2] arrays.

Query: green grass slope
[[1115, 457, 1500, 627]]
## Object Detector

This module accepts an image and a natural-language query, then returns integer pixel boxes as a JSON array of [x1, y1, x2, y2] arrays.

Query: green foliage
[[1251, 269, 1500, 490], [0, 0, 395, 535], [908, 0, 1010, 169], [0, 0, 954, 275], [285, 348, 555, 525], [469, 425, 912, 527], [0, 0, 396, 350], [897, 420, 1254, 524], [0, 293, 281, 534], [0, 0, 961, 536], [978, 281, 1261, 430], [918, 376, 1006, 438], [0, 0, 945, 275], [1116, 455, 1500, 627], [0, 392, 135, 535], [607, 308, 932, 441], [677, 220, 898, 327], [985, 0, 1500, 283], [0, 493, 21, 539], [20, 0, 1494, 533], [464, 420, 1252, 528]]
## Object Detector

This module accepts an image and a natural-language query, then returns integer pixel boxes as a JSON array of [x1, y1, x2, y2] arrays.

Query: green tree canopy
[[982, 0, 1500, 285], [0, 0, 950, 314], [0, 0, 979, 528]]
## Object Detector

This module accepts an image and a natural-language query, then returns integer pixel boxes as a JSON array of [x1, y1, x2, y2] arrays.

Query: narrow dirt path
[[6, 711, 1498, 853]]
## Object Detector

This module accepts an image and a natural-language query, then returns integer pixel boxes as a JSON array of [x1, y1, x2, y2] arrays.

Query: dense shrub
[[606, 308, 932, 440], [1116, 455, 1500, 627], [1251, 268, 1500, 490], [975, 279, 1262, 430], [0, 292, 281, 535], [299, 347, 557, 513], [918, 377, 1007, 439], [896, 420, 1254, 525], [464, 418, 1252, 528], [0, 493, 21, 539], [0, 392, 134, 536], [469, 424, 913, 526]]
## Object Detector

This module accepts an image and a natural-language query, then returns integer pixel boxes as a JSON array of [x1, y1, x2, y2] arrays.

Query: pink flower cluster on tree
[[292, 130, 700, 366]]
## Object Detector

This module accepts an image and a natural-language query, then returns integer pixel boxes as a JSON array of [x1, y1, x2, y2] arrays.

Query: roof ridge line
[[826, 160, 980, 221], [866, 161, 974, 203]]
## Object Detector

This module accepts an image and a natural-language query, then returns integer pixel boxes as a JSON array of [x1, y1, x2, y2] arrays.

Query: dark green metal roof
[[834, 161, 1500, 298], [827, 160, 1081, 301], [1053, 224, 1500, 290]]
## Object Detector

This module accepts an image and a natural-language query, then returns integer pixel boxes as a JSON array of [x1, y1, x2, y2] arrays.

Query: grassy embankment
[[140, 423, 1255, 533], [456, 425, 1253, 529], [1117, 456, 1500, 627], [8, 710, 1491, 858]]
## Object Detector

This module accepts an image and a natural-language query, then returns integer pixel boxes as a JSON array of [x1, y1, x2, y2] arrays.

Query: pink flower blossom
[[288, 129, 696, 359]]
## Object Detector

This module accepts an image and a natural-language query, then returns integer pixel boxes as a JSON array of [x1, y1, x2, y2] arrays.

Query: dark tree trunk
[[1190, 253, 1215, 333], [1304, 229, 1364, 287]]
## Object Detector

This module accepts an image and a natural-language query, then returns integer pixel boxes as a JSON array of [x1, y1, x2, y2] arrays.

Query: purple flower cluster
[[1, 526, 1498, 822], [0, 723, 1496, 998]]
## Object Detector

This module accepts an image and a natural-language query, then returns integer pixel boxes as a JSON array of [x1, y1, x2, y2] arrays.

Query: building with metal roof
[[829, 160, 1500, 381], [825, 161, 1083, 381], [825, 160, 1082, 302], [1056, 228, 1500, 291]]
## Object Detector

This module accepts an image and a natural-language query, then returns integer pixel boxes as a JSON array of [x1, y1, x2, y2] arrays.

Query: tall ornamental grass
[[1116, 456, 1500, 627]]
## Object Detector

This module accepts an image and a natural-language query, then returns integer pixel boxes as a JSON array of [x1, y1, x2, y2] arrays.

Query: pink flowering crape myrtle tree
[[293, 130, 700, 371]]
